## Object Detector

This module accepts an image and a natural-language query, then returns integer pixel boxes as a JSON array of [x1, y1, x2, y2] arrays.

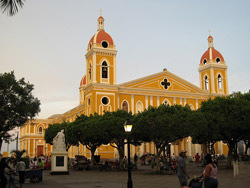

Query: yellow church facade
[[19, 16, 229, 159]]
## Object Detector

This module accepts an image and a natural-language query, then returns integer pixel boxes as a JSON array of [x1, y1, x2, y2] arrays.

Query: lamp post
[[124, 121, 133, 188]]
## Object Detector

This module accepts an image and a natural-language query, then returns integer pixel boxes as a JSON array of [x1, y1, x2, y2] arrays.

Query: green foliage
[[192, 92, 250, 166], [11, 149, 26, 162], [0, 71, 40, 150], [134, 104, 193, 171], [44, 122, 70, 148]]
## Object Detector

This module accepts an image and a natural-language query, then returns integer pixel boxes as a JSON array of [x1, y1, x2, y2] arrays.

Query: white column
[[145, 95, 148, 109], [150, 96, 153, 106], [199, 72, 202, 89], [174, 97, 176, 105], [113, 55, 116, 84], [184, 98, 187, 106], [180, 98, 182, 106], [157, 96, 160, 107], [225, 70, 229, 94], [131, 94, 134, 114], [196, 99, 199, 109], [93, 52, 97, 83], [117, 94, 120, 110], [210, 68, 215, 94]]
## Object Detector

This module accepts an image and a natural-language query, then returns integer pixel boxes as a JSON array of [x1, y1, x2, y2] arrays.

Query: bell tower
[[85, 15, 117, 85], [198, 33, 229, 95]]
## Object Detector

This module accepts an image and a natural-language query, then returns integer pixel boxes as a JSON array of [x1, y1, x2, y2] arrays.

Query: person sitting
[[38, 158, 44, 169]]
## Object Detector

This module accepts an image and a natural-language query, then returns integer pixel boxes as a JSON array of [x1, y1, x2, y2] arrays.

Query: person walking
[[199, 154, 218, 188], [195, 153, 200, 167], [16, 158, 26, 184], [134, 154, 138, 169], [177, 150, 190, 188]]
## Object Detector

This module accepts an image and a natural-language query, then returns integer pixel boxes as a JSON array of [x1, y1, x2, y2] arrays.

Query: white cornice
[[198, 63, 228, 72], [119, 70, 207, 94], [85, 48, 117, 59]]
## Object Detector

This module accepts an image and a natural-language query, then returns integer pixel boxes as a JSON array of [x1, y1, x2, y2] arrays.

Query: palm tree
[[11, 149, 26, 162], [0, 0, 25, 16]]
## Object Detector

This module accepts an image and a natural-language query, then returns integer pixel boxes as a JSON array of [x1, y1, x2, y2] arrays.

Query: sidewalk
[[22, 164, 250, 188]]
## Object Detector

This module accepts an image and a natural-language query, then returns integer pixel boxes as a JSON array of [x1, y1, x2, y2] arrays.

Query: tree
[[191, 109, 223, 155], [134, 104, 192, 171], [102, 110, 134, 169], [0, 0, 25, 16], [78, 114, 110, 167], [0, 71, 40, 151], [197, 93, 250, 167], [44, 122, 71, 150]]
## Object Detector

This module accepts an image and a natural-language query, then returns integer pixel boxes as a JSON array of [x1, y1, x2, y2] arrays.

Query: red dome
[[89, 30, 114, 46], [98, 16, 104, 20], [200, 48, 224, 64], [80, 75, 86, 86], [208, 35, 213, 39]]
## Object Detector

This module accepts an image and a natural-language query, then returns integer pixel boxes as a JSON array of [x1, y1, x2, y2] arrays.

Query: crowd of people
[[0, 154, 50, 188]]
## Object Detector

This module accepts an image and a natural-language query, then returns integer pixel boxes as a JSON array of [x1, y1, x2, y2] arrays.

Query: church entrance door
[[37, 145, 44, 157]]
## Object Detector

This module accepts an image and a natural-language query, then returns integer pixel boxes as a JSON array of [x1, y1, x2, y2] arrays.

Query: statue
[[53, 130, 66, 152]]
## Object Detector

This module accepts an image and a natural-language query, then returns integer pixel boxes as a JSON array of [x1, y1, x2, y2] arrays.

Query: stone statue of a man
[[53, 130, 66, 152]]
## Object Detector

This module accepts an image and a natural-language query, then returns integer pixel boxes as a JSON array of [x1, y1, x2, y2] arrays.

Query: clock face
[[102, 41, 108, 48]]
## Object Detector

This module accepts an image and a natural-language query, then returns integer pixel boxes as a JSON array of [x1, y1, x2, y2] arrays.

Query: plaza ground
[[22, 163, 250, 188]]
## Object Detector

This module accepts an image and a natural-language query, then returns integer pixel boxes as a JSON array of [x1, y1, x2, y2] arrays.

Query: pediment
[[119, 70, 207, 95]]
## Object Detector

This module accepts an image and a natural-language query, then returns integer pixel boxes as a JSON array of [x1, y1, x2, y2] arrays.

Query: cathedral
[[19, 16, 229, 159]]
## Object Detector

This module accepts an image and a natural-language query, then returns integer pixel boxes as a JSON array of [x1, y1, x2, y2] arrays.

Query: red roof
[[80, 75, 86, 86], [88, 30, 114, 46], [98, 16, 104, 20], [208, 35, 213, 39], [200, 48, 224, 64]]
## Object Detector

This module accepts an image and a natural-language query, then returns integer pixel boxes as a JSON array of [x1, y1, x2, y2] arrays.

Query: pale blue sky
[[1, 0, 250, 119]]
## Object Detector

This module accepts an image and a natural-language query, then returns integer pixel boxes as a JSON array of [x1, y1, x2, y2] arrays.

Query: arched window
[[218, 74, 222, 89], [38, 127, 43, 134], [205, 76, 209, 90], [203, 59, 207, 65], [162, 99, 171, 106], [102, 61, 108, 78], [122, 101, 128, 112], [89, 63, 92, 80], [189, 104, 195, 110], [216, 58, 221, 64], [136, 101, 143, 113]]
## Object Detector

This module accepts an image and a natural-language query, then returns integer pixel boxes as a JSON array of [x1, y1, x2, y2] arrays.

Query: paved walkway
[[22, 164, 250, 188]]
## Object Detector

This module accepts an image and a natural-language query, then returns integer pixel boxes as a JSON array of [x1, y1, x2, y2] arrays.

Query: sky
[[1, 0, 250, 120]]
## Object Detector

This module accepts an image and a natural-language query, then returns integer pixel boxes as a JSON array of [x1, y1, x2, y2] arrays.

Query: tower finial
[[100, 8, 103, 16], [208, 29, 211, 36]]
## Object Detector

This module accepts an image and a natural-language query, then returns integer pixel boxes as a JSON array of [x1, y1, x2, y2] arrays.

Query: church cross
[[161, 78, 171, 89], [209, 29, 211, 36], [100, 8, 103, 16]]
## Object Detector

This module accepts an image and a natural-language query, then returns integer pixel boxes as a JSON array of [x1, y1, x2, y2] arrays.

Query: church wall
[[200, 69, 211, 91], [152, 96, 158, 107], [96, 54, 114, 84], [159, 96, 173, 105], [186, 98, 196, 109], [214, 69, 226, 94], [119, 94, 131, 110]]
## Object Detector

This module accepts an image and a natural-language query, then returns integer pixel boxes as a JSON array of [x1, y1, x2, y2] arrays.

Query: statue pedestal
[[50, 151, 69, 175]]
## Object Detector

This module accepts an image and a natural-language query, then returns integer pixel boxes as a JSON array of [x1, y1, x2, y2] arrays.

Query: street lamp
[[124, 121, 133, 188]]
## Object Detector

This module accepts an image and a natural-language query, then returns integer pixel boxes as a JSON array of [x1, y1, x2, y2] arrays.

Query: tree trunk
[[0, 139, 3, 152], [118, 145, 125, 169], [244, 142, 249, 156], [227, 144, 233, 168], [90, 147, 97, 167]]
